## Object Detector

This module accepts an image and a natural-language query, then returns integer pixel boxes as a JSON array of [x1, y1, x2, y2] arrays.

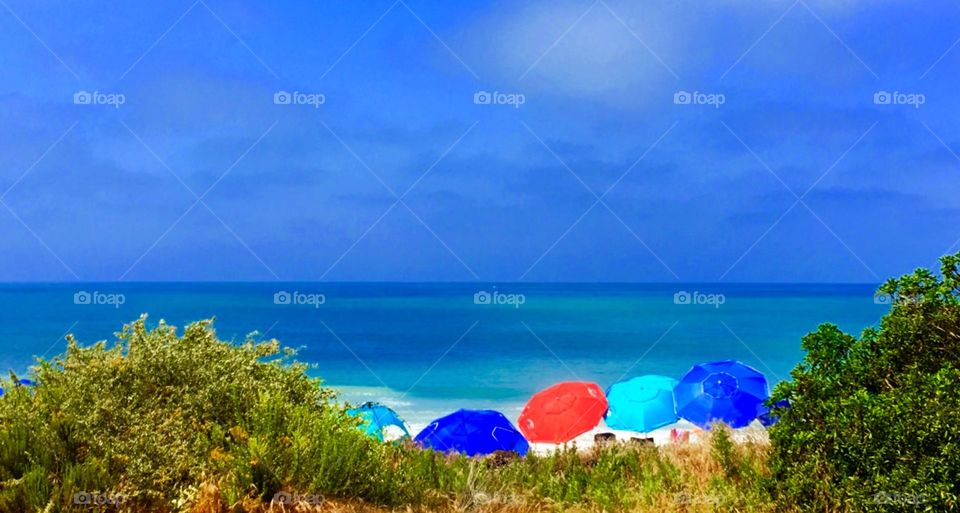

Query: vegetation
[[1, 253, 958, 511], [0, 316, 777, 512], [770, 252, 960, 512]]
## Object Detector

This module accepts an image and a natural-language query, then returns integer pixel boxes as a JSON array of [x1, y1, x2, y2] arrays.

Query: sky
[[0, 0, 958, 283]]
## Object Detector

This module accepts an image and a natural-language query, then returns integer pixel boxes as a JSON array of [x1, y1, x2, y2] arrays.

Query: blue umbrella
[[0, 379, 36, 397], [346, 402, 410, 442], [605, 375, 679, 432], [758, 399, 789, 427], [415, 409, 529, 457], [674, 360, 769, 429]]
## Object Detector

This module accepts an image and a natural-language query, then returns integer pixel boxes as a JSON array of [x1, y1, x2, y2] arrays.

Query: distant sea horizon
[[0, 282, 889, 430]]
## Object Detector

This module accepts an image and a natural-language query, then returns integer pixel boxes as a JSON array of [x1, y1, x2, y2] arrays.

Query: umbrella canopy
[[346, 402, 410, 442], [0, 379, 36, 397], [415, 409, 529, 457], [674, 360, 769, 429], [605, 375, 679, 432], [758, 399, 789, 427], [519, 381, 608, 443]]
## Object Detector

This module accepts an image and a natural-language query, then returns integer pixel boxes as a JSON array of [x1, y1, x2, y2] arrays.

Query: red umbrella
[[518, 381, 609, 443]]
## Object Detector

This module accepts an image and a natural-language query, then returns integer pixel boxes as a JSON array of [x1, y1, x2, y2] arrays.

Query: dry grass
[[187, 433, 785, 513]]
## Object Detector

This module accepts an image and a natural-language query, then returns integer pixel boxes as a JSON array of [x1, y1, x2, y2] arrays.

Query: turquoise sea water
[[0, 283, 888, 428]]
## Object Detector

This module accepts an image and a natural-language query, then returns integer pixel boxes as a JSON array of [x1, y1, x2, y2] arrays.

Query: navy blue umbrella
[[415, 409, 529, 457], [674, 360, 769, 429]]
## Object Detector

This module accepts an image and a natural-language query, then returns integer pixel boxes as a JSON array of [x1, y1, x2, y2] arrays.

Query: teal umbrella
[[604, 375, 679, 432], [346, 402, 410, 442]]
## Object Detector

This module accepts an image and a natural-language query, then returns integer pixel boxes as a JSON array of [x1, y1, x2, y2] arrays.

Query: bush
[[769, 253, 960, 512], [0, 316, 407, 512]]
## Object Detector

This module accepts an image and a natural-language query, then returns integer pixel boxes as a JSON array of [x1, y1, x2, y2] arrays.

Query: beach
[[335, 383, 771, 452], [0, 282, 878, 452], [0, 272, 952, 512], [0, 282, 877, 454]]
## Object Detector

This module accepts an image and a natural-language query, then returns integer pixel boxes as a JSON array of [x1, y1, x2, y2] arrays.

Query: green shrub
[[0, 316, 386, 512], [769, 253, 960, 512]]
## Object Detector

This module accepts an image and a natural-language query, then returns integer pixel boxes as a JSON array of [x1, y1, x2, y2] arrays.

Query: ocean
[[0, 283, 888, 432]]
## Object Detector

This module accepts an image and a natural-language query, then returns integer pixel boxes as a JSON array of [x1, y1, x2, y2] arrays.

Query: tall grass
[[0, 317, 785, 512]]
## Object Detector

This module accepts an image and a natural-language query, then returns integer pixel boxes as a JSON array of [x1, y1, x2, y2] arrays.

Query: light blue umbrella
[[604, 375, 679, 432], [346, 402, 410, 442], [674, 360, 769, 429]]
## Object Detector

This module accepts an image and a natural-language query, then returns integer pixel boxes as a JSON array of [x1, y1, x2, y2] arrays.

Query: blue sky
[[0, 0, 958, 282]]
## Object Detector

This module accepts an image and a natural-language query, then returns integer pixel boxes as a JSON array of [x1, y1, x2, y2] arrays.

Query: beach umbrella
[[604, 375, 679, 432], [346, 402, 410, 442], [758, 399, 789, 427], [519, 381, 608, 443], [415, 409, 529, 457], [674, 360, 769, 429], [0, 379, 36, 397]]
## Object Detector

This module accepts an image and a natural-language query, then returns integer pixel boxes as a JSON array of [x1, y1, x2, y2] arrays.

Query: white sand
[[522, 421, 770, 454]]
